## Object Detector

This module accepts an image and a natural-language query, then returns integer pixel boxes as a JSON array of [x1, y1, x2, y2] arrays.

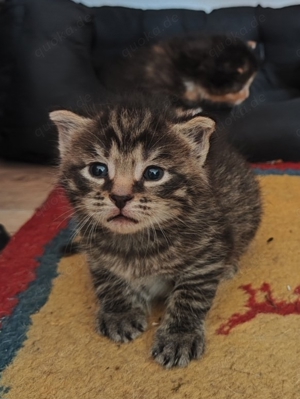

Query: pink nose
[[109, 194, 133, 209]]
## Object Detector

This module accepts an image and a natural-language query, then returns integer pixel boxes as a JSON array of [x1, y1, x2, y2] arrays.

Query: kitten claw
[[99, 320, 109, 337], [174, 356, 180, 366], [163, 356, 171, 366], [125, 332, 133, 341], [97, 308, 147, 343], [152, 329, 205, 368], [131, 321, 145, 332], [190, 339, 199, 358]]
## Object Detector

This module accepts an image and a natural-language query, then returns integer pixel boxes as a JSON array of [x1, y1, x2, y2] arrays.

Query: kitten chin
[[50, 98, 261, 368], [106, 214, 139, 234]]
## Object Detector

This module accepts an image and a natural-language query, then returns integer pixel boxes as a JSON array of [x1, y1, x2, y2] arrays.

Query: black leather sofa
[[1, 0, 300, 163]]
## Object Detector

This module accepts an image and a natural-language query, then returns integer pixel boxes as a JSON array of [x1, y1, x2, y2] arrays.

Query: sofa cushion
[[1, 0, 300, 162]]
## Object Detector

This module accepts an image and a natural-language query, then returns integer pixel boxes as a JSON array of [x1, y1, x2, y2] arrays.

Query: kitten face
[[72, 139, 178, 235], [172, 35, 258, 106], [51, 105, 215, 235]]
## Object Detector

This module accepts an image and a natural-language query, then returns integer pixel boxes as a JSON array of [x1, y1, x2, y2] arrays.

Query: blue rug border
[[254, 168, 300, 176], [0, 223, 74, 397]]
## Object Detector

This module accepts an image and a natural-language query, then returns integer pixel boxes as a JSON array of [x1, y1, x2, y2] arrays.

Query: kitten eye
[[89, 163, 108, 178], [143, 166, 164, 181]]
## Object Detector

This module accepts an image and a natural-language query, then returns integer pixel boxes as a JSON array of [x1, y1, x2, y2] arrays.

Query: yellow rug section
[[2, 175, 300, 399]]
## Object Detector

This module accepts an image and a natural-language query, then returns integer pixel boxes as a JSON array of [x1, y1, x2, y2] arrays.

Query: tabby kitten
[[50, 99, 261, 368], [103, 34, 258, 108]]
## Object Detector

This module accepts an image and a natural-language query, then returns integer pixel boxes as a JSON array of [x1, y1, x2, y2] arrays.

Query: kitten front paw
[[152, 328, 205, 368], [97, 308, 147, 343]]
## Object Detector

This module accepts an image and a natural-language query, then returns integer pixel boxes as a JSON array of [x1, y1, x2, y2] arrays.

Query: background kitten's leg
[[152, 262, 225, 368], [91, 267, 148, 343]]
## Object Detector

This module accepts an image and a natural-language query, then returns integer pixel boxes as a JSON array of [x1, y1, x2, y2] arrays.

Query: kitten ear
[[49, 110, 92, 156], [174, 114, 215, 166], [247, 40, 257, 50]]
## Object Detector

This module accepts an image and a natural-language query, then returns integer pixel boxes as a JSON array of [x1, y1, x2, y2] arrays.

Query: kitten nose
[[109, 194, 133, 209]]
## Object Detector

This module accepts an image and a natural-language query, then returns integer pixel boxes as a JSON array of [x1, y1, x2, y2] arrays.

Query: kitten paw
[[152, 329, 205, 368], [97, 308, 147, 343]]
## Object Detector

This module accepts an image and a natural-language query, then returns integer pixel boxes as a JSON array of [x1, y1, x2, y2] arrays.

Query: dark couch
[[1, 0, 300, 163]]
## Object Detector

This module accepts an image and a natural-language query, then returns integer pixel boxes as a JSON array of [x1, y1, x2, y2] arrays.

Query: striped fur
[[51, 99, 262, 368]]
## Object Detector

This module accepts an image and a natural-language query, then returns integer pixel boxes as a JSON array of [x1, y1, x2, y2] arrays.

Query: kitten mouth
[[107, 214, 138, 224]]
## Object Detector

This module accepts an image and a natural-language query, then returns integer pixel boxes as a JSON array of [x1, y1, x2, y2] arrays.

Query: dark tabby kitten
[[50, 99, 261, 368], [104, 35, 258, 108]]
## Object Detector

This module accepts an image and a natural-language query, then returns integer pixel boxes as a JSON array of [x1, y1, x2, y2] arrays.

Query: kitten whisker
[[152, 217, 171, 248], [53, 209, 75, 227]]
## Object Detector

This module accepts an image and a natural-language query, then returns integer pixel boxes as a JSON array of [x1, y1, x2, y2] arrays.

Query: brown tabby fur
[[50, 98, 262, 368]]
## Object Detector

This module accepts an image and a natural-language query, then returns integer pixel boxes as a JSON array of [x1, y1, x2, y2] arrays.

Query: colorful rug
[[1, 164, 300, 399]]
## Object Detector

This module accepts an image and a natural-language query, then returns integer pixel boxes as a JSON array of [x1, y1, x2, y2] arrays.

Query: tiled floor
[[0, 160, 57, 235]]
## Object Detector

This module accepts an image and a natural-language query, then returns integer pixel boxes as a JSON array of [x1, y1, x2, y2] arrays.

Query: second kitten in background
[[103, 34, 258, 109]]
